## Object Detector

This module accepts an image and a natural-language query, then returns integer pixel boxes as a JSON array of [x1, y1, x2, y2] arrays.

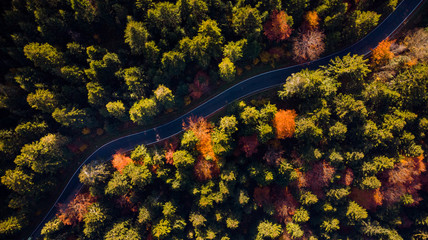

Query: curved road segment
[[30, 0, 425, 238]]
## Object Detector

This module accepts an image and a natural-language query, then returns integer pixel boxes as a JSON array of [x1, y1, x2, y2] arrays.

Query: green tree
[[321, 218, 340, 233], [346, 10, 380, 40], [328, 121, 347, 142], [232, 6, 262, 39], [124, 20, 149, 55], [14, 133, 68, 174], [0, 216, 22, 236], [346, 201, 368, 223], [52, 107, 94, 129], [334, 94, 368, 122], [79, 161, 110, 186], [240, 106, 260, 126], [137, 206, 152, 224], [104, 221, 140, 240], [286, 222, 304, 239], [256, 220, 283, 239], [257, 123, 274, 143], [83, 203, 110, 238], [147, 2, 182, 42], [129, 98, 158, 125], [173, 150, 195, 168], [123, 163, 152, 189], [177, 0, 208, 32], [14, 121, 48, 141], [130, 144, 153, 165], [23, 42, 65, 71], [60, 65, 86, 84], [218, 57, 236, 82], [161, 51, 186, 78], [219, 116, 238, 135], [324, 54, 370, 92], [40, 217, 64, 239], [293, 208, 310, 223], [223, 39, 247, 63], [1, 168, 34, 195], [105, 172, 129, 196], [295, 117, 323, 144], [120, 67, 148, 98], [152, 219, 172, 239], [27, 89, 58, 113], [106, 101, 128, 121], [154, 85, 175, 110], [278, 69, 338, 107], [86, 81, 107, 106]]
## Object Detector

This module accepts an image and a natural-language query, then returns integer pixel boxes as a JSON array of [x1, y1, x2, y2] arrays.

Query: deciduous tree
[[57, 193, 95, 226], [263, 10, 293, 42], [292, 29, 325, 63], [112, 152, 133, 173], [371, 38, 395, 67], [273, 109, 297, 139]]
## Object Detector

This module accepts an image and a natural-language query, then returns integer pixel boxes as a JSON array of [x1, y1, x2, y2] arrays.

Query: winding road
[[29, 0, 425, 238]]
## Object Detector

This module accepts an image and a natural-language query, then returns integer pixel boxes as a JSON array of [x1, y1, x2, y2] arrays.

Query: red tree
[[350, 188, 383, 210], [380, 155, 426, 206], [112, 152, 133, 173], [194, 157, 219, 181], [185, 117, 216, 161], [189, 71, 210, 100], [239, 135, 259, 157], [303, 161, 335, 198], [273, 109, 297, 139], [371, 37, 395, 66], [264, 10, 293, 42], [57, 193, 95, 225], [164, 138, 178, 165], [341, 168, 354, 186], [304, 11, 319, 30], [273, 187, 299, 224], [254, 186, 271, 207], [116, 192, 138, 213], [263, 147, 284, 166], [292, 29, 325, 63]]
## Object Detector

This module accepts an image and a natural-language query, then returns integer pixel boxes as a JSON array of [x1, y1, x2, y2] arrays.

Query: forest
[[38, 31, 428, 240], [0, 0, 424, 239]]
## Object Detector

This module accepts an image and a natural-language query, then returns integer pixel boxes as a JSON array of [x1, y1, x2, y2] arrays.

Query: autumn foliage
[[304, 11, 319, 30], [350, 188, 383, 210], [194, 157, 219, 181], [253, 186, 298, 223], [264, 10, 293, 42], [189, 71, 210, 100], [273, 109, 297, 139], [380, 155, 426, 206], [57, 193, 95, 226], [239, 135, 259, 157], [371, 37, 395, 66], [273, 188, 299, 223], [341, 168, 354, 186], [112, 152, 133, 173], [164, 138, 179, 165], [184, 117, 219, 181], [254, 186, 271, 207], [299, 161, 336, 198], [292, 30, 325, 63], [186, 117, 216, 161], [116, 193, 138, 213]]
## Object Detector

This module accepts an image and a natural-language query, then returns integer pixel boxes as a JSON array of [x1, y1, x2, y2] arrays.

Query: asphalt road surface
[[29, 0, 425, 238]]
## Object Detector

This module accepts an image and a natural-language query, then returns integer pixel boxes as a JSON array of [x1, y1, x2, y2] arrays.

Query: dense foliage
[[0, 0, 411, 238], [36, 29, 428, 239]]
